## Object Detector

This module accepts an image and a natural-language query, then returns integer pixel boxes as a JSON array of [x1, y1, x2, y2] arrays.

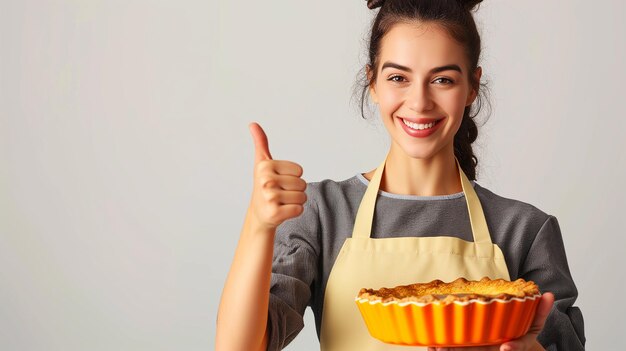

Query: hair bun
[[367, 0, 482, 11], [457, 0, 484, 11], [366, 0, 385, 10]]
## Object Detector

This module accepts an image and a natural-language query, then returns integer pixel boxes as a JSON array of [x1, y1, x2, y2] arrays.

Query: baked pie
[[357, 276, 539, 304], [355, 277, 542, 347]]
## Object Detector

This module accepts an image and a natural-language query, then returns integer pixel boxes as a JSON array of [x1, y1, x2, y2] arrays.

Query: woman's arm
[[216, 123, 308, 350], [216, 208, 275, 351], [521, 215, 586, 350]]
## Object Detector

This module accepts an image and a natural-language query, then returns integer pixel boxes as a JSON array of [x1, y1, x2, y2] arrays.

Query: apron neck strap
[[352, 152, 493, 246]]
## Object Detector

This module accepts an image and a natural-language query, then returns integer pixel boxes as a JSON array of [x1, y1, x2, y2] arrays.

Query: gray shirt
[[267, 174, 585, 350]]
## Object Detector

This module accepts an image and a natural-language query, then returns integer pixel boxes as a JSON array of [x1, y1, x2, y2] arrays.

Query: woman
[[216, 0, 585, 350]]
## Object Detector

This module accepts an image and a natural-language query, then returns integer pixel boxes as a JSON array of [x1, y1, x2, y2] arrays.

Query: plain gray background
[[1, 0, 625, 350]]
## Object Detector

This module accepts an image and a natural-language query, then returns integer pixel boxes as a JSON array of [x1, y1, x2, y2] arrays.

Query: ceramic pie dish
[[355, 277, 541, 347]]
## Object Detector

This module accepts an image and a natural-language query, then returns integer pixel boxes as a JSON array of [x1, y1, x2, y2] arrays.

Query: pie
[[357, 276, 540, 304], [355, 276, 542, 346]]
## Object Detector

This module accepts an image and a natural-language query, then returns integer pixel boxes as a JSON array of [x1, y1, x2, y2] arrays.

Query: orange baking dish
[[355, 278, 541, 347]]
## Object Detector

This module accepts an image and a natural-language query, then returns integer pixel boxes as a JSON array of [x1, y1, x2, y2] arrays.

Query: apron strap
[[351, 152, 387, 240], [455, 157, 492, 246], [352, 153, 494, 251]]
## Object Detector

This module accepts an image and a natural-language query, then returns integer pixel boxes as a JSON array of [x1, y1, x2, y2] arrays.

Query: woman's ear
[[366, 64, 378, 104], [465, 66, 482, 106]]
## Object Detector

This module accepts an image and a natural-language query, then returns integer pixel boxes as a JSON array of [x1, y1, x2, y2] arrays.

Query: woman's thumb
[[531, 292, 555, 333], [249, 122, 273, 163]]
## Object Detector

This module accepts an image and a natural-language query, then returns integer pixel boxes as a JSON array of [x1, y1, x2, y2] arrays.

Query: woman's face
[[368, 22, 481, 160]]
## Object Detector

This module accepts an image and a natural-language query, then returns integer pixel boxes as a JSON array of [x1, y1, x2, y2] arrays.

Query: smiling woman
[[369, 23, 478, 160], [360, 22, 482, 195], [215, 1, 586, 350]]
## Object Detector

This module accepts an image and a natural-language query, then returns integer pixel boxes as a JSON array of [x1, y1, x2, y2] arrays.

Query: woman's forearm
[[216, 208, 275, 351]]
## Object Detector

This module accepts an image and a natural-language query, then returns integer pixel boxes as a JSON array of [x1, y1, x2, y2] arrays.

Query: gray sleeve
[[266, 190, 320, 351], [520, 215, 586, 350]]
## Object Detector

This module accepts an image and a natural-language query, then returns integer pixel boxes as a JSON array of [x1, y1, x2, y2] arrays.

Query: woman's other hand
[[427, 292, 555, 351]]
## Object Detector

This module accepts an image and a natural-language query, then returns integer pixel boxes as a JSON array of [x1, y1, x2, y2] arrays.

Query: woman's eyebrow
[[381, 61, 462, 74]]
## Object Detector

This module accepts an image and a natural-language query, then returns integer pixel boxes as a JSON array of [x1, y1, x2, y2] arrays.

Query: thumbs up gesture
[[248, 122, 307, 231]]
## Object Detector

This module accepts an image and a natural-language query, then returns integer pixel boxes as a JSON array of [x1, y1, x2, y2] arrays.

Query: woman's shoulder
[[304, 175, 363, 205], [473, 182, 553, 227]]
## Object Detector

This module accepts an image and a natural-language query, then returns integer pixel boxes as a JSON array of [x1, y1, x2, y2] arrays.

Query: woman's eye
[[433, 77, 454, 84], [387, 75, 406, 83]]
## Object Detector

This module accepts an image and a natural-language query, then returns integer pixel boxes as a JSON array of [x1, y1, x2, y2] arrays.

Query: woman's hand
[[248, 122, 308, 232], [427, 292, 555, 351]]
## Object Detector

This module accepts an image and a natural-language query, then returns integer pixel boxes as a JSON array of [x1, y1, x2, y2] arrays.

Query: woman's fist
[[248, 122, 307, 231]]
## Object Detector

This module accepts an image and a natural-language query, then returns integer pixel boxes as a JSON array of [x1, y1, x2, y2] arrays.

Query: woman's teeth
[[402, 118, 437, 130]]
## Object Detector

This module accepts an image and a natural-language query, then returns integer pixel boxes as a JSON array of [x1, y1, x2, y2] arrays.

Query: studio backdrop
[[1, 0, 625, 350]]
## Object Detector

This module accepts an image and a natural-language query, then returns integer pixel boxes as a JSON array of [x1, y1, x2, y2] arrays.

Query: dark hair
[[353, 0, 491, 180]]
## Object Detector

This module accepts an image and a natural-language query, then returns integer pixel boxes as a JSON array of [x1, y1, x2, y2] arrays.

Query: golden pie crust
[[357, 277, 540, 304]]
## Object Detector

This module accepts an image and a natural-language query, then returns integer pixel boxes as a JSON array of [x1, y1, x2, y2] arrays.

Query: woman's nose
[[406, 83, 434, 112]]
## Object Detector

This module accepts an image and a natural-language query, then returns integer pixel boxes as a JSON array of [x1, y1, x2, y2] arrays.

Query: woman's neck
[[363, 145, 462, 196]]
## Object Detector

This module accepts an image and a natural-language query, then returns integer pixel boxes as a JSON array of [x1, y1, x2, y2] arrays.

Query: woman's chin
[[392, 140, 450, 161]]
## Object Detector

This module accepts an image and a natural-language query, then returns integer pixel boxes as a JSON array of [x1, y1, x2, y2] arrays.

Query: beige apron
[[319, 152, 511, 350]]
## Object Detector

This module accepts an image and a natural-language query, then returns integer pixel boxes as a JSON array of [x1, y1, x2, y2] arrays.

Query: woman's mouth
[[398, 117, 444, 138]]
